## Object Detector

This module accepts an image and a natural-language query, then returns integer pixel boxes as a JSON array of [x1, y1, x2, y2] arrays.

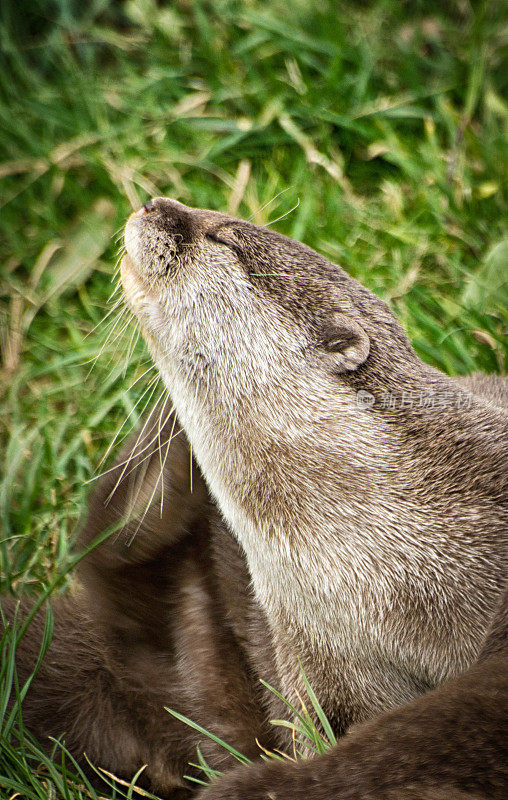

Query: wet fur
[[2, 200, 507, 797]]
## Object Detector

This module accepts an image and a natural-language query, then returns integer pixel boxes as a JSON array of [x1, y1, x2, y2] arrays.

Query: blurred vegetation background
[[1, 0, 507, 593]]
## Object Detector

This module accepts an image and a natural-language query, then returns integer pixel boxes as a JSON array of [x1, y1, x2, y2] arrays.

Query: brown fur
[[2, 200, 507, 797], [199, 588, 508, 800], [3, 425, 277, 796], [120, 198, 507, 737]]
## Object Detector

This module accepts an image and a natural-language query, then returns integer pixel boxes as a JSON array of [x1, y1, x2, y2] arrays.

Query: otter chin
[[120, 251, 143, 293]]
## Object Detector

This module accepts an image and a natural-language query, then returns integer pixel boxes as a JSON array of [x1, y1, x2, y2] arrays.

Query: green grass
[[166, 663, 337, 788], [0, 0, 507, 795]]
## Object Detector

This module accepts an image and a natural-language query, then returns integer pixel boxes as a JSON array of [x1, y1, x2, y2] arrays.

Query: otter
[[2, 198, 507, 798], [198, 585, 508, 800]]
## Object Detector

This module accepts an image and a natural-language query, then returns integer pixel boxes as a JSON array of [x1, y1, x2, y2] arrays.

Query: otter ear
[[320, 314, 370, 373]]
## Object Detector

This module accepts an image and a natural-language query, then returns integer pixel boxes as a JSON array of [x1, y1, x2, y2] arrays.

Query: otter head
[[121, 197, 416, 466]]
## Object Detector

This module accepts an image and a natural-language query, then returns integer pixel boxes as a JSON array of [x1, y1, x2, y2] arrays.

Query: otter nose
[[132, 199, 157, 218], [133, 196, 225, 238], [130, 197, 199, 245], [137, 197, 191, 219]]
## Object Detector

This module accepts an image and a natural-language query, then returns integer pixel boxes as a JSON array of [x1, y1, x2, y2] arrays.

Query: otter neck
[[159, 356, 499, 693], [162, 359, 418, 550]]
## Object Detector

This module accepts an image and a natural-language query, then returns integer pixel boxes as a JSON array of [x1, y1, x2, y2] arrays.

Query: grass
[[0, 0, 507, 795], [166, 664, 338, 788]]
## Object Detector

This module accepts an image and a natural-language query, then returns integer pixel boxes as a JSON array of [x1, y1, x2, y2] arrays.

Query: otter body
[[2, 199, 507, 797], [121, 199, 507, 730], [199, 586, 508, 800]]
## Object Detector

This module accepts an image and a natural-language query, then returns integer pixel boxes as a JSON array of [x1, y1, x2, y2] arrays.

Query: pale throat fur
[[121, 198, 506, 718]]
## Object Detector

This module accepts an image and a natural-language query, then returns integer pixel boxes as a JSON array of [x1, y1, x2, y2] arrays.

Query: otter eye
[[205, 232, 243, 259]]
